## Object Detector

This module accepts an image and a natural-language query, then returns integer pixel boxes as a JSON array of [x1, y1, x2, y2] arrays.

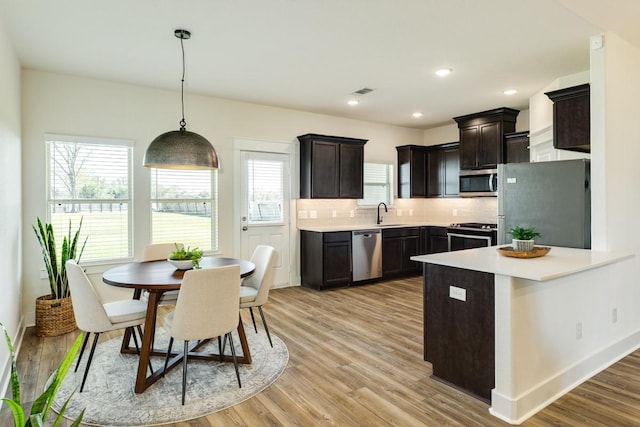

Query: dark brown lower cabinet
[[301, 231, 351, 290], [424, 264, 495, 402], [382, 227, 421, 277]]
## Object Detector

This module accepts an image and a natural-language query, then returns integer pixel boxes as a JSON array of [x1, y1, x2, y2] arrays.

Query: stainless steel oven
[[459, 169, 498, 197], [447, 223, 497, 251]]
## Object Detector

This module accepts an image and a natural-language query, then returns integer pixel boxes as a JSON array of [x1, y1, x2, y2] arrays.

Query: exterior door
[[239, 151, 290, 287]]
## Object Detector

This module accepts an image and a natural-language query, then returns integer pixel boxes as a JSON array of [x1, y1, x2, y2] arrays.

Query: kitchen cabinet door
[[382, 227, 421, 277], [545, 84, 590, 153], [426, 227, 448, 254], [398, 143, 458, 199], [504, 131, 530, 163], [478, 122, 501, 168], [454, 107, 519, 169], [300, 230, 352, 290], [397, 145, 427, 198], [339, 143, 364, 198], [298, 134, 367, 199], [310, 141, 340, 198]]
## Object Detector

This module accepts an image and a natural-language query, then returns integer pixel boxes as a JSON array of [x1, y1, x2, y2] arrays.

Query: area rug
[[51, 326, 288, 426]]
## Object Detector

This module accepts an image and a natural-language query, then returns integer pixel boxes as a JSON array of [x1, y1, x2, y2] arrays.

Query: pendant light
[[143, 29, 219, 170]]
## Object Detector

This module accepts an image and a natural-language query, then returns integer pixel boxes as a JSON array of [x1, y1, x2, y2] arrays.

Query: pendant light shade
[[144, 129, 219, 170], [143, 29, 219, 170]]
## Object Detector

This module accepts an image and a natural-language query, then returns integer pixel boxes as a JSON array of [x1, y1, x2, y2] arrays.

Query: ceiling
[[0, 0, 635, 130]]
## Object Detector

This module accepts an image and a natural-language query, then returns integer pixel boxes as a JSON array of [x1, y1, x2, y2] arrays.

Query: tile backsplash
[[295, 197, 497, 228]]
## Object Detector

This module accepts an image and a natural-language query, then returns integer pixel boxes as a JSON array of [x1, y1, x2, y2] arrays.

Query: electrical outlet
[[613, 308, 618, 323], [331, 210, 337, 218], [576, 322, 583, 339], [397, 209, 402, 216], [309, 210, 317, 219], [350, 210, 355, 218], [449, 286, 466, 302], [298, 210, 308, 219], [409, 209, 414, 216], [453, 209, 458, 217]]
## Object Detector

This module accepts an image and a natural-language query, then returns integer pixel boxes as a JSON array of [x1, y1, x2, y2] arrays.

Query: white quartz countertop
[[411, 246, 634, 281], [298, 223, 450, 232]]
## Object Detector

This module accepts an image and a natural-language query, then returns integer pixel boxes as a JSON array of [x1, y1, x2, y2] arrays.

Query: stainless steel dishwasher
[[352, 229, 382, 282]]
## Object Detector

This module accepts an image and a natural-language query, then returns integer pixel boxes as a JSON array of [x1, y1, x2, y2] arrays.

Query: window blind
[[247, 158, 284, 224], [151, 168, 218, 251], [47, 136, 132, 262], [358, 163, 394, 206]]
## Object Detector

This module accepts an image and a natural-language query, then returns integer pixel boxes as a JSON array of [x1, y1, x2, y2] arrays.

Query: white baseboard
[[490, 330, 640, 424]]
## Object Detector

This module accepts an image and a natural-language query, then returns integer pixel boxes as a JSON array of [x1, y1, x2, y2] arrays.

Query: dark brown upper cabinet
[[545, 84, 590, 153], [397, 143, 459, 199], [453, 107, 519, 170], [504, 131, 530, 163], [298, 133, 367, 199]]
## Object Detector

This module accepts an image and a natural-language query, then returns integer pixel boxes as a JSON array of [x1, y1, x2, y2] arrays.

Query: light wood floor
[[3, 277, 640, 426]]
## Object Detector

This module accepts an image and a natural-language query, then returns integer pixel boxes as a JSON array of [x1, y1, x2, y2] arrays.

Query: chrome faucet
[[377, 202, 388, 224]]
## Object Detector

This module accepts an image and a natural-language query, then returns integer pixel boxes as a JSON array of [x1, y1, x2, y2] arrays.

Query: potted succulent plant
[[33, 217, 87, 337], [509, 226, 541, 252]]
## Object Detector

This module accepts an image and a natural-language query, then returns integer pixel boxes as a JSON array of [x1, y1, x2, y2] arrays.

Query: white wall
[[0, 18, 23, 398], [591, 32, 640, 253], [20, 70, 424, 320]]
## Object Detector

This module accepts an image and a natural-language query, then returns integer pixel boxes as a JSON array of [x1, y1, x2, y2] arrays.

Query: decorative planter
[[512, 239, 535, 252], [35, 295, 77, 337]]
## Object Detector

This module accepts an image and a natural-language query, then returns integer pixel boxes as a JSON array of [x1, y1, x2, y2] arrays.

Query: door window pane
[[247, 157, 284, 224]]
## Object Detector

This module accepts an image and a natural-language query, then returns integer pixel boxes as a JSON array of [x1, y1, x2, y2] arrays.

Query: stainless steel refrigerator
[[497, 159, 590, 248]]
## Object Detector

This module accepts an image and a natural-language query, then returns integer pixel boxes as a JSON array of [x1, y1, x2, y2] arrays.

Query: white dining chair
[[142, 243, 183, 305], [162, 264, 242, 405], [240, 245, 276, 347], [66, 260, 149, 392]]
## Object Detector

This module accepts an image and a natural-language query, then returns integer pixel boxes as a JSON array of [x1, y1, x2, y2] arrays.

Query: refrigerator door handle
[[497, 215, 506, 245], [489, 173, 496, 193]]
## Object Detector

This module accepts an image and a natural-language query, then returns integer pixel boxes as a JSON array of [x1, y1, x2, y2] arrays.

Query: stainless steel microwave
[[459, 168, 498, 197]]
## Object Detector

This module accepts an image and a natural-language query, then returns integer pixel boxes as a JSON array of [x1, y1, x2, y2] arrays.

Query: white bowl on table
[[167, 258, 197, 270]]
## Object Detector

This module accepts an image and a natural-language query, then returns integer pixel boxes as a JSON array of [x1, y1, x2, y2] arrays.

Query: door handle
[[242, 226, 248, 231]]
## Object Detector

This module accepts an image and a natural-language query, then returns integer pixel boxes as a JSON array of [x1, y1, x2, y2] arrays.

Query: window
[[47, 135, 132, 262], [358, 163, 394, 206], [246, 155, 284, 225], [150, 169, 218, 251]]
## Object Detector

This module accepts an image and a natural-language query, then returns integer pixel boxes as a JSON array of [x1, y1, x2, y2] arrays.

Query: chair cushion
[[239, 286, 257, 304], [104, 299, 147, 324]]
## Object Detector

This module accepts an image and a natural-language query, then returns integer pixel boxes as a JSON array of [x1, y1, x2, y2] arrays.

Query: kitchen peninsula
[[412, 246, 634, 424]]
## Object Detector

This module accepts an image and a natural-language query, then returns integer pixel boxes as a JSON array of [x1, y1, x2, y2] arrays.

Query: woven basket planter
[[35, 295, 77, 337]]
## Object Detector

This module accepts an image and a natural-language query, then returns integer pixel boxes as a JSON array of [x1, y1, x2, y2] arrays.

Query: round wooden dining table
[[103, 256, 255, 394]]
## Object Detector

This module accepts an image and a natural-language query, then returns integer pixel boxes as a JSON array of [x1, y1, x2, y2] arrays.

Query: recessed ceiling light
[[412, 112, 424, 118], [435, 68, 453, 77], [347, 99, 360, 106], [503, 89, 518, 95]]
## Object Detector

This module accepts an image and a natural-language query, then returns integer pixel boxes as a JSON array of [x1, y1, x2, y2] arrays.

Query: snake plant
[[1, 323, 85, 426], [33, 217, 88, 299]]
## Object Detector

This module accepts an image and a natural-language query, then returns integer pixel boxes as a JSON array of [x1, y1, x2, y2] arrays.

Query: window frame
[[357, 162, 395, 207], [149, 168, 219, 253], [45, 133, 134, 265]]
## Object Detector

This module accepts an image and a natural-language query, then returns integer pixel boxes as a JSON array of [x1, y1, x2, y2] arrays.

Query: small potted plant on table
[[509, 226, 541, 252], [168, 244, 203, 269]]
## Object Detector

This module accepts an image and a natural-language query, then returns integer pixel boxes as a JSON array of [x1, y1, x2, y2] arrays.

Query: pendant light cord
[[179, 34, 187, 131]]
